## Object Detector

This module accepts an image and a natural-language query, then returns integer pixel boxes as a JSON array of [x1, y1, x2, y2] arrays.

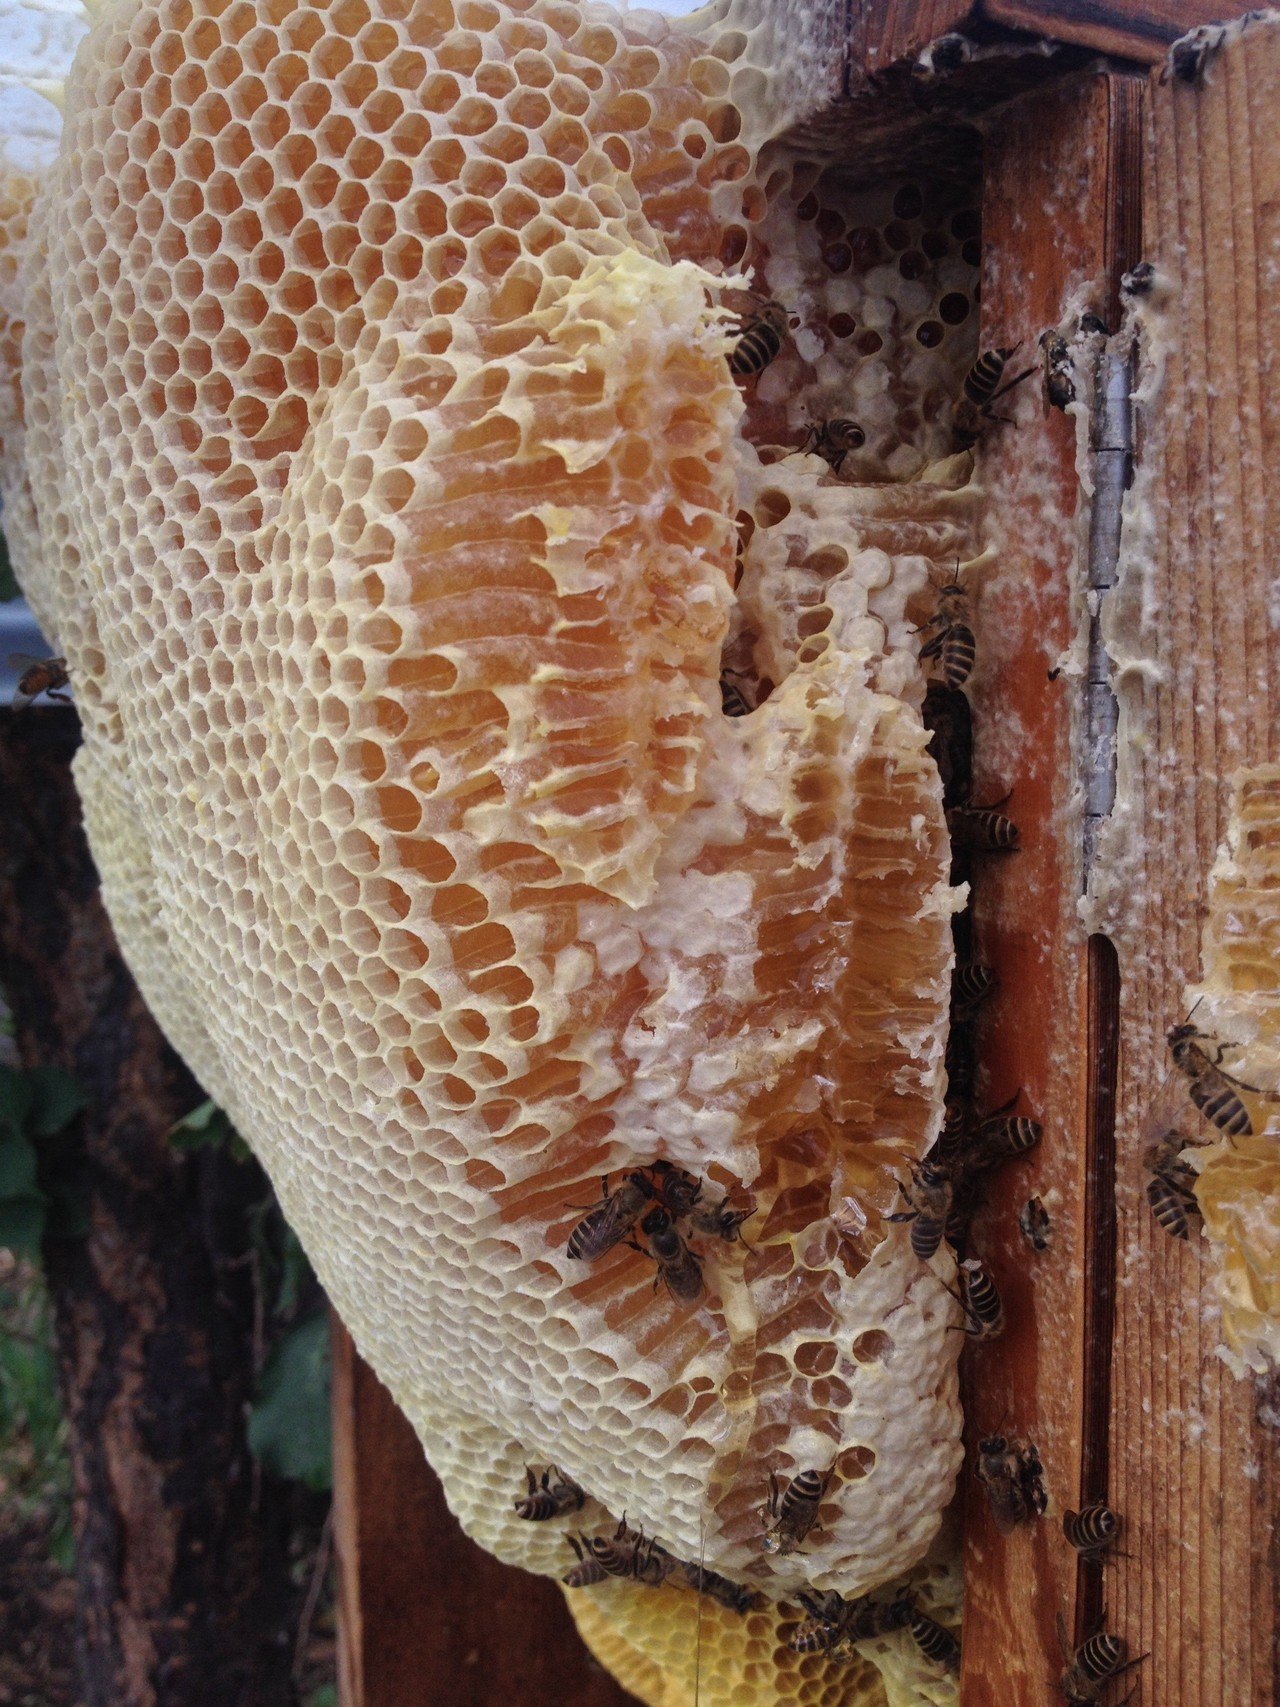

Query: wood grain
[[956, 71, 1145, 1703], [855, 0, 1237, 76], [1095, 18, 1280, 1706], [331, 1319, 638, 1707]]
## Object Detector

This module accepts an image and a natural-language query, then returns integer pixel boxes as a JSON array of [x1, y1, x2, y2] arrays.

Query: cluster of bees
[[516, 1454, 963, 1675], [564, 1159, 754, 1303], [1144, 1014, 1259, 1240]]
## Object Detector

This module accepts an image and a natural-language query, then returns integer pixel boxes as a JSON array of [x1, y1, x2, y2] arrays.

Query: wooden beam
[[1098, 20, 1280, 1705], [331, 1319, 638, 1707], [856, 0, 1238, 76], [956, 70, 1145, 1703]]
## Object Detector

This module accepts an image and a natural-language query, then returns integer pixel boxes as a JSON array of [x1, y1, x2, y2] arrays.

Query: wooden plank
[[955, 71, 1145, 1703], [856, 0, 1233, 75], [1095, 18, 1280, 1706], [331, 1318, 638, 1707], [980, 0, 1233, 65]]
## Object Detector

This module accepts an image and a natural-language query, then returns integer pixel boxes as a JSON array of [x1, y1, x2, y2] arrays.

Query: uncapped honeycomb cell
[[0, 0, 984, 1700], [1185, 766, 1280, 1378]]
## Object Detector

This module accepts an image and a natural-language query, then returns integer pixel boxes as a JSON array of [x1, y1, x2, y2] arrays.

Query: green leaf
[[248, 1311, 332, 1491], [275, 1223, 313, 1320], [0, 1194, 45, 1258], [0, 1130, 39, 1199], [306, 1687, 337, 1707], [168, 1099, 236, 1153], [0, 1065, 33, 1137], [24, 1067, 88, 1138]]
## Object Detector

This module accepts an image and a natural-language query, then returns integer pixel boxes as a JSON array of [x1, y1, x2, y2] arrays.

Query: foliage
[[306, 1687, 338, 1707], [249, 1311, 332, 1492], [168, 1100, 332, 1492], [0, 1066, 88, 1259]]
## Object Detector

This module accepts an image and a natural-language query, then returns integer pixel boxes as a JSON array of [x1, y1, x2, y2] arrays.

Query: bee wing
[[1140, 1057, 1208, 1160]]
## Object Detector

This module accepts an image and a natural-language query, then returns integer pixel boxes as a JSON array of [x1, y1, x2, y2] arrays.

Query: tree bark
[[0, 706, 297, 1707]]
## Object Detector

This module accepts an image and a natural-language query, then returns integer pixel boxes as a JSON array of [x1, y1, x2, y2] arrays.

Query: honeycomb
[[0, 0, 987, 1698], [1184, 766, 1280, 1378]]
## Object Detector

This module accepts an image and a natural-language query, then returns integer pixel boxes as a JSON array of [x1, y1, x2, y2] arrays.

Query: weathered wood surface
[[856, 0, 1241, 74], [0, 708, 297, 1707], [1097, 20, 1280, 1706], [956, 71, 1145, 1703], [331, 1320, 637, 1707]]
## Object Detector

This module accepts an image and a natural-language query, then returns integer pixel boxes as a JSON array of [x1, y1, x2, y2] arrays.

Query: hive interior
[[0, 0, 1009, 1699]]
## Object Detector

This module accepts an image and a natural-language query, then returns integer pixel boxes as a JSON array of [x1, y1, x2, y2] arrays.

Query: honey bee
[[628, 1206, 705, 1303], [951, 345, 1036, 450], [897, 1599, 961, 1672], [1019, 1195, 1051, 1252], [947, 1256, 1004, 1340], [947, 797, 1020, 851], [1057, 1615, 1146, 1704], [1039, 329, 1075, 410], [952, 961, 997, 1017], [564, 1517, 673, 1588], [691, 1190, 755, 1245], [513, 1463, 586, 1522], [760, 1463, 836, 1556], [1162, 21, 1229, 83], [10, 654, 70, 709], [789, 1589, 890, 1654], [566, 1171, 655, 1262], [976, 1431, 1047, 1532], [1062, 1500, 1122, 1563], [799, 417, 866, 475], [916, 562, 976, 690], [1167, 1021, 1257, 1137], [931, 1096, 973, 1167], [968, 1092, 1042, 1169], [647, 1158, 704, 1220], [675, 1558, 761, 1614], [720, 670, 753, 717], [1143, 1128, 1202, 1240], [1121, 260, 1155, 297], [887, 1158, 954, 1260], [729, 298, 789, 377]]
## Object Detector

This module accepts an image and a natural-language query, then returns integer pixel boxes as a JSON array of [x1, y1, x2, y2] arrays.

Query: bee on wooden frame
[[1166, 1016, 1258, 1137], [1019, 1195, 1051, 1252], [946, 1255, 1005, 1341], [947, 793, 1020, 851], [1143, 1128, 1203, 1241], [1039, 329, 1076, 411], [1062, 1500, 1122, 1564], [915, 560, 976, 690], [976, 1430, 1047, 1532], [951, 344, 1036, 450], [760, 1463, 836, 1556], [968, 1091, 1043, 1171], [10, 654, 70, 709], [513, 1463, 586, 1522], [1057, 1613, 1146, 1704]]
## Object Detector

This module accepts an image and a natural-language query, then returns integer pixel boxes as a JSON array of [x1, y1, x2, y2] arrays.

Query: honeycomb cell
[[0, 2, 984, 1702]]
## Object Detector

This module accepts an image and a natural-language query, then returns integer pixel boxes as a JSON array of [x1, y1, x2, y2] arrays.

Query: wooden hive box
[[333, 4, 1280, 1702]]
